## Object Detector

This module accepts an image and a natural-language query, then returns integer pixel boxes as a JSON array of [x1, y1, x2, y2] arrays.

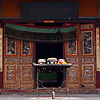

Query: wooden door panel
[[82, 64, 94, 83], [81, 24, 96, 88], [64, 24, 96, 89], [81, 30, 94, 56], [20, 64, 34, 89], [4, 64, 18, 88], [67, 64, 79, 88]]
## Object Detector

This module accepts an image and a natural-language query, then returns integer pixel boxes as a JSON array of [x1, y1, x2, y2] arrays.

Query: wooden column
[[0, 27, 3, 89]]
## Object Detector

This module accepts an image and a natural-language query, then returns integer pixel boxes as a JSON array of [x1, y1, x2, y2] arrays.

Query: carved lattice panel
[[21, 65, 32, 82], [82, 64, 94, 82], [82, 31, 94, 56], [21, 40, 32, 56], [68, 65, 79, 82], [81, 24, 94, 29], [66, 40, 78, 56], [4, 64, 18, 88], [5, 65, 17, 81], [68, 40, 77, 55], [5, 37, 16, 56]]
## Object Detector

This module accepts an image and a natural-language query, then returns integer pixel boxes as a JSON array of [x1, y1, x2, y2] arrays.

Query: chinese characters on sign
[[23, 2, 77, 20]]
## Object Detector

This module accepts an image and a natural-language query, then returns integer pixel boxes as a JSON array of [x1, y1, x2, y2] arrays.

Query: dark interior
[[36, 42, 63, 88], [36, 42, 63, 62]]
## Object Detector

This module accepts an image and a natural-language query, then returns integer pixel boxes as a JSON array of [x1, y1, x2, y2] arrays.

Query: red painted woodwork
[[96, 71, 100, 88], [3, 23, 96, 92], [0, 72, 3, 89], [80, 0, 98, 17], [1, 0, 98, 18]]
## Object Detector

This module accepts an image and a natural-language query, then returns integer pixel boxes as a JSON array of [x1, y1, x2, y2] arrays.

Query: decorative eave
[[5, 22, 77, 42]]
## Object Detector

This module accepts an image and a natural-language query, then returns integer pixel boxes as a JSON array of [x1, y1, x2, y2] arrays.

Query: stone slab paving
[[0, 94, 100, 100]]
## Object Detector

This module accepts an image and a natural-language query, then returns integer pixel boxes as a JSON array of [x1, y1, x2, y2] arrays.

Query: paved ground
[[0, 93, 100, 100]]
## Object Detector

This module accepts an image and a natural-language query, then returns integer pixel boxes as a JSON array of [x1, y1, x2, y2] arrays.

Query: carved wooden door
[[4, 37, 35, 89], [64, 24, 96, 89]]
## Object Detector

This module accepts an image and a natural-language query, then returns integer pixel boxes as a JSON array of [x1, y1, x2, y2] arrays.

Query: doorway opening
[[36, 42, 64, 88], [36, 42, 63, 61]]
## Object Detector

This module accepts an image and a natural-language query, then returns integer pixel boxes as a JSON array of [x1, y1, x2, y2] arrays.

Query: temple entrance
[[36, 42, 63, 88], [36, 43, 63, 61]]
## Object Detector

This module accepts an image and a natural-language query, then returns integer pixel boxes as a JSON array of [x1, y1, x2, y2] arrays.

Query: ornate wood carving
[[64, 24, 95, 89], [81, 83, 94, 88], [5, 65, 17, 81], [5, 37, 17, 56], [82, 58, 94, 63], [66, 58, 78, 63], [5, 58, 17, 63], [4, 37, 34, 89], [20, 40, 32, 56], [21, 65, 32, 82], [4, 64, 18, 88], [81, 24, 94, 29], [67, 40, 77, 55], [68, 64, 79, 82], [5, 83, 17, 88], [68, 84, 79, 88], [82, 64, 94, 82], [20, 58, 32, 63], [82, 31, 94, 56], [67, 64, 79, 88], [21, 84, 33, 88]]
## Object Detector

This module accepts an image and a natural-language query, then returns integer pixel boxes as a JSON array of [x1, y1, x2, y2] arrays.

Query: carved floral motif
[[22, 66, 31, 81], [7, 37, 16, 55], [6, 66, 16, 80], [68, 40, 77, 54]]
